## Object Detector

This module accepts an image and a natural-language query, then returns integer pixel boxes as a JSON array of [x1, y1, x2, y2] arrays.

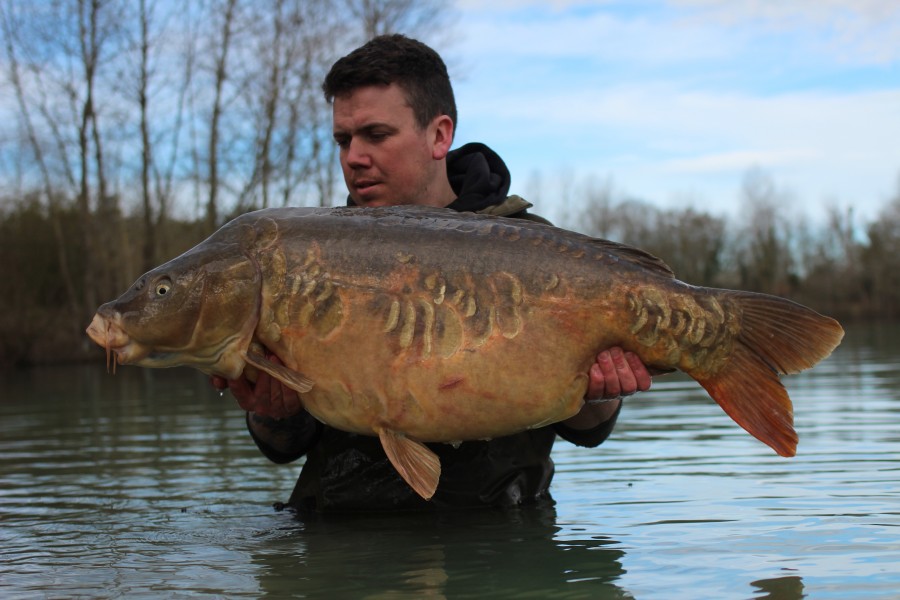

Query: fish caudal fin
[[245, 351, 314, 393], [378, 428, 441, 500], [696, 292, 844, 457]]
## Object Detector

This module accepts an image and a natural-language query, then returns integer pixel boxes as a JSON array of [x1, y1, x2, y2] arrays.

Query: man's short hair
[[323, 34, 457, 133]]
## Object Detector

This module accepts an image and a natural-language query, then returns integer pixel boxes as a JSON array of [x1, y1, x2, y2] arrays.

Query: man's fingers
[[254, 368, 272, 402], [625, 351, 653, 392], [589, 350, 621, 399], [227, 376, 258, 412], [268, 378, 300, 418], [587, 348, 654, 400], [610, 347, 638, 396]]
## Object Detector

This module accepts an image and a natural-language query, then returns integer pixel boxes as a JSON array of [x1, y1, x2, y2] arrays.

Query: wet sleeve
[[552, 401, 623, 448], [246, 411, 323, 464]]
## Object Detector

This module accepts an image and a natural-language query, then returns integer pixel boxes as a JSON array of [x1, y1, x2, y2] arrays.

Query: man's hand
[[563, 347, 651, 430], [587, 347, 651, 401], [210, 355, 304, 419]]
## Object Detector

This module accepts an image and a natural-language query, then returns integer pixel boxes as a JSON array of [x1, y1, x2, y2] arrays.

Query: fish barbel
[[86, 206, 844, 499]]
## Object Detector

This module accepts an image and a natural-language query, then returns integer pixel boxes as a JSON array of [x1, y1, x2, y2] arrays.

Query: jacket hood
[[445, 142, 512, 213]]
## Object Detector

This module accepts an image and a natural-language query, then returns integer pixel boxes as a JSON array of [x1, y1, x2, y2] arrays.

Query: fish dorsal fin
[[245, 351, 314, 393], [588, 237, 675, 278], [377, 428, 441, 500]]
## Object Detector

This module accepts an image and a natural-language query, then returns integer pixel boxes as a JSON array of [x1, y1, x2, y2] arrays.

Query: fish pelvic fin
[[696, 291, 844, 457], [377, 428, 441, 500], [245, 350, 314, 393]]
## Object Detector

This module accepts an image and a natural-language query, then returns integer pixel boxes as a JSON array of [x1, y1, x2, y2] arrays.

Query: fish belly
[[272, 293, 599, 443]]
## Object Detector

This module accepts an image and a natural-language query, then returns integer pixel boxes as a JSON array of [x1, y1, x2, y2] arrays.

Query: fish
[[86, 206, 844, 500]]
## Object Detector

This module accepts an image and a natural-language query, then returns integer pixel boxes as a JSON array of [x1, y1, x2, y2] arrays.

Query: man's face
[[332, 83, 451, 207]]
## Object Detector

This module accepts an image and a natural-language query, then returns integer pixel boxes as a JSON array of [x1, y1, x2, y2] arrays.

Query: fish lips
[[86, 311, 150, 366]]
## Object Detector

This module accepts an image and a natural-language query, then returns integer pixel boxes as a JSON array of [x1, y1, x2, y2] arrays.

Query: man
[[214, 34, 651, 512]]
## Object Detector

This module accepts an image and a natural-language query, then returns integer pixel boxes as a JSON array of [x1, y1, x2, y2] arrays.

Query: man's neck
[[417, 163, 457, 208], [432, 175, 458, 208]]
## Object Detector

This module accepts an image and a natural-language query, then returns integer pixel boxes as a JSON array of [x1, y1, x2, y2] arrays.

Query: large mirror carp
[[87, 206, 844, 499]]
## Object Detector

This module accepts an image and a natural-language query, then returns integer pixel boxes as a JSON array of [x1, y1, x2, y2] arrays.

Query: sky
[[444, 0, 900, 227]]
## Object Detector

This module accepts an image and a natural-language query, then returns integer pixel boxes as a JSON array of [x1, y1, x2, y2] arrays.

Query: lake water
[[1, 323, 898, 599]]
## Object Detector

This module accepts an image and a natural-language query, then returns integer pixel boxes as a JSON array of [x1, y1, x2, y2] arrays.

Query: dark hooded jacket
[[248, 143, 621, 512]]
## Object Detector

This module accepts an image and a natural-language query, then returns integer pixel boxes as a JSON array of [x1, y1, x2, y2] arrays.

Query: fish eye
[[155, 279, 172, 297]]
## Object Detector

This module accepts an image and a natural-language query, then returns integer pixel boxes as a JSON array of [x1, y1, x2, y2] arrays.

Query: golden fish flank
[[376, 268, 528, 359]]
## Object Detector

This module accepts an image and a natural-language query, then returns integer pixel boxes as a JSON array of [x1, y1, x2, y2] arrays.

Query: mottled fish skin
[[87, 205, 844, 499]]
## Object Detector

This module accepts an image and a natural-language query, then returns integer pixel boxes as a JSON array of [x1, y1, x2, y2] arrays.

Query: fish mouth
[[86, 312, 142, 372], [86, 311, 246, 377]]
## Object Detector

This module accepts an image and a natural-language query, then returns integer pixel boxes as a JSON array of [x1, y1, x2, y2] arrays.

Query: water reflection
[[2, 323, 900, 598], [254, 506, 630, 599], [750, 575, 805, 600]]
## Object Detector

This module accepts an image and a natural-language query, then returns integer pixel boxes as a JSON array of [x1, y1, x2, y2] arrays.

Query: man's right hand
[[210, 354, 304, 419]]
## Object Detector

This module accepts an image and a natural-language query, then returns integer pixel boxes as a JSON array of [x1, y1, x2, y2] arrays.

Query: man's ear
[[430, 115, 455, 160]]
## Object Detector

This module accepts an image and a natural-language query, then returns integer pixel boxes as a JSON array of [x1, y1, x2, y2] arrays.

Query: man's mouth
[[354, 179, 380, 193]]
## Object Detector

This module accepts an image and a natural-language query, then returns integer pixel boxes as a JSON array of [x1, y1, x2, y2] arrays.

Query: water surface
[[2, 323, 898, 598]]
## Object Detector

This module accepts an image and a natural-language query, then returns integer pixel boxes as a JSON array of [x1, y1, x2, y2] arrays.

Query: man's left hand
[[587, 347, 651, 400], [562, 347, 651, 431]]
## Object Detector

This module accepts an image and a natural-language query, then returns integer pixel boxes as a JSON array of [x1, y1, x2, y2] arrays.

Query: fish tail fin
[[695, 292, 844, 457]]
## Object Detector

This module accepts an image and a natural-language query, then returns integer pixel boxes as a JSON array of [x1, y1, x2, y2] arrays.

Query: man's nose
[[344, 139, 371, 168]]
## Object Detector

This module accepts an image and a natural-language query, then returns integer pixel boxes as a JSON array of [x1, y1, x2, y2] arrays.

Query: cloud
[[451, 0, 900, 222], [660, 149, 818, 174], [456, 5, 745, 67], [456, 0, 900, 67], [460, 82, 900, 218], [673, 0, 900, 64], [466, 83, 900, 151]]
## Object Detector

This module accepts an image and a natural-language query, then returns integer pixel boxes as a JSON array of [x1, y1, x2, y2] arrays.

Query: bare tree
[[1, 0, 130, 319], [136, 0, 156, 270], [1, 2, 79, 318], [345, 0, 445, 39], [793, 204, 863, 316], [648, 208, 726, 287], [734, 167, 796, 295], [861, 176, 900, 318], [236, 0, 321, 211], [276, 0, 343, 208], [76, 0, 133, 310], [203, 0, 240, 232]]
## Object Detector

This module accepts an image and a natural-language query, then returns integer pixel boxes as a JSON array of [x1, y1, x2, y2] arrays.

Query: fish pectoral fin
[[245, 351, 314, 393], [377, 428, 441, 501]]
